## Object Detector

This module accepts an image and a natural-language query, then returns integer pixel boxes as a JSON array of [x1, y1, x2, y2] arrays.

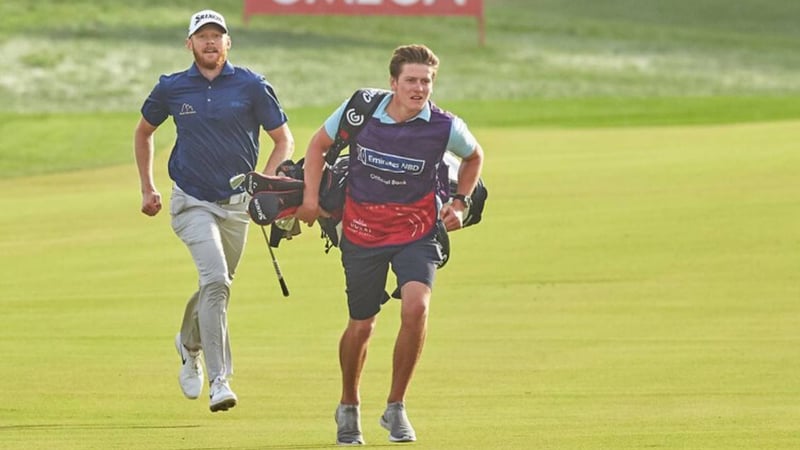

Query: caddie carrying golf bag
[[243, 88, 489, 266]]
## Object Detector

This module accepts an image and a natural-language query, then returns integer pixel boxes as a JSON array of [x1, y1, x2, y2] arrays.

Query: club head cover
[[247, 189, 303, 225], [244, 172, 304, 196]]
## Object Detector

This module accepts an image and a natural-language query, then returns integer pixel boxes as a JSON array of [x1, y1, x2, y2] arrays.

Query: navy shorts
[[340, 234, 443, 320]]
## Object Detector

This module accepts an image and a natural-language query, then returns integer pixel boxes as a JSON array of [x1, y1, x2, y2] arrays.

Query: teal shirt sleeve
[[323, 99, 350, 139], [447, 115, 478, 158]]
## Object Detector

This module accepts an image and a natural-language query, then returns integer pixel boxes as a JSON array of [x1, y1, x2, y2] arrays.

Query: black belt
[[215, 192, 248, 205]]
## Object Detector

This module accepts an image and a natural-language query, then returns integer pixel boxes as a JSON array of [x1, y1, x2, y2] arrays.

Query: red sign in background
[[243, 0, 485, 45]]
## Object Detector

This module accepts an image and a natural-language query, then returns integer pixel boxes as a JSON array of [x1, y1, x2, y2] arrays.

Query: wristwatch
[[451, 193, 472, 209]]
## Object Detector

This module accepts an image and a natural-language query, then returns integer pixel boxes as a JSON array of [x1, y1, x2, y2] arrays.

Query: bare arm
[[293, 126, 334, 226], [260, 123, 295, 175], [455, 143, 484, 198], [133, 117, 162, 217], [441, 143, 484, 231]]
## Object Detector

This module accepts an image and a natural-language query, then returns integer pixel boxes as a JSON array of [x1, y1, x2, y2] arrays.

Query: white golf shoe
[[174, 333, 203, 399], [209, 377, 238, 412]]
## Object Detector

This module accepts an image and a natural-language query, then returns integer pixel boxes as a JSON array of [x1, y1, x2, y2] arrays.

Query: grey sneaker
[[380, 402, 416, 442], [175, 332, 203, 399], [335, 404, 365, 445]]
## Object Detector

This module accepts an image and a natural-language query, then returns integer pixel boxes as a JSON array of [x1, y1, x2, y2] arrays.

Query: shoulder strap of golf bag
[[325, 88, 391, 165], [317, 88, 390, 251]]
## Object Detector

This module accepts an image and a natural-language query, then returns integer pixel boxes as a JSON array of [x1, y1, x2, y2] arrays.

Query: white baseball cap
[[188, 10, 228, 37]]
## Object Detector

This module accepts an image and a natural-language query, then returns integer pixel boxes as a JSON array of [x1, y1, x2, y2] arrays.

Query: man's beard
[[193, 48, 226, 70]]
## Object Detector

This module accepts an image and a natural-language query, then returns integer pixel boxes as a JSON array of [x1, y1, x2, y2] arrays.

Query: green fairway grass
[[5, 95, 800, 178], [1, 120, 798, 448]]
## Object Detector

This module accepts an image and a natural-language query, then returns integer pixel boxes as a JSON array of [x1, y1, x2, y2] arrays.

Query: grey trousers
[[170, 185, 249, 384]]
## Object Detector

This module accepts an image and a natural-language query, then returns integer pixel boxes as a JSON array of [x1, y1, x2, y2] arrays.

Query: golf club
[[231, 172, 290, 297], [261, 225, 290, 297], [229, 173, 246, 190]]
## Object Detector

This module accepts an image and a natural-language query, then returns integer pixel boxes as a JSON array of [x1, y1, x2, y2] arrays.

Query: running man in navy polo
[[295, 44, 484, 444], [133, 9, 294, 413]]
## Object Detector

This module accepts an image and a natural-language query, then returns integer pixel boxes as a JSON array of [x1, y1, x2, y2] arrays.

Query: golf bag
[[438, 151, 488, 228], [242, 154, 352, 248], [245, 174, 305, 226]]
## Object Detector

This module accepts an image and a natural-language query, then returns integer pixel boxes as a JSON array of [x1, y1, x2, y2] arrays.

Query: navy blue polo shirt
[[141, 61, 288, 202]]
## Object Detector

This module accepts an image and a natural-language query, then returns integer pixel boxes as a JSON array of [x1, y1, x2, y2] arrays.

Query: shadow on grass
[[0, 423, 409, 448], [0, 423, 201, 430]]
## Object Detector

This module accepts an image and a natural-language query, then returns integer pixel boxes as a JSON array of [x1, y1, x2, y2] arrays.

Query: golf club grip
[[278, 275, 289, 297], [268, 248, 289, 297]]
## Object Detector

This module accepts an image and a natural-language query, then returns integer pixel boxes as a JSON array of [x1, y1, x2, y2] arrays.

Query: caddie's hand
[[295, 202, 329, 227], [440, 203, 464, 232], [141, 190, 162, 217]]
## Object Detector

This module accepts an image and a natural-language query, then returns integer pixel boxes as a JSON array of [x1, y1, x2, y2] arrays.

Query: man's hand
[[141, 190, 162, 216], [440, 202, 464, 231], [294, 201, 330, 227]]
